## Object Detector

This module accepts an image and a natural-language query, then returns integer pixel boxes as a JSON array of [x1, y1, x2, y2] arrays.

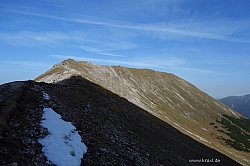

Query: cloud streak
[[0, 61, 51, 68], [0, 31, 85, 46], [73, 45, 126, 57], [2, 5, 250, 43]]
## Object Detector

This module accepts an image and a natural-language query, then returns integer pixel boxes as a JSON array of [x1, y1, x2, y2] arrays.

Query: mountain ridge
[[0, 77, 242, 165], [219, 94, 250, 119], [34, 59, 250, 165]]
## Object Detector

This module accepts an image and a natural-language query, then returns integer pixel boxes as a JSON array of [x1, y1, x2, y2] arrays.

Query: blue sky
[[0, 0, 249, 98]]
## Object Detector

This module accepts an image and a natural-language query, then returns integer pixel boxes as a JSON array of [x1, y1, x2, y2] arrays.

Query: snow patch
[[39, 108, 87, 166]]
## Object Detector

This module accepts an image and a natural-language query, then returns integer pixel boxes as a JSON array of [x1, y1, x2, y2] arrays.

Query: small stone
[[10, 162, 18, 166]]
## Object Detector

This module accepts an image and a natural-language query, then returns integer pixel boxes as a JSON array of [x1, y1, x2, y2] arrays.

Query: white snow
[[39, 91, 87, 166]]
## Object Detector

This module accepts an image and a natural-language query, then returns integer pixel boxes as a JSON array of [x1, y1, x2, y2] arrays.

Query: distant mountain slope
[[0, 78, 241, 165], [35, 59, 250, 165], [219, 94, 250, 119]]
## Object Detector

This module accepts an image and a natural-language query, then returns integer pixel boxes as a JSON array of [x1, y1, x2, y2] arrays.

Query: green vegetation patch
[[216, 114, 250, 152]]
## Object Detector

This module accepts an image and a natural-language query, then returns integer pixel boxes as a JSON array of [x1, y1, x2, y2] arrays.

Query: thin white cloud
[[100, 52, 126, 57], [76, 19, 250, 43], [0, 30, 136, 54], [172, 67, 216, 74], [0, 61, 50, 68], [0, 7, 72, 22], [0, 31, 85, 46], [2, 5, 250, 43], [74, 45, 126, 57], [133, 56, 185, 67], [102, 42, 138, 51]]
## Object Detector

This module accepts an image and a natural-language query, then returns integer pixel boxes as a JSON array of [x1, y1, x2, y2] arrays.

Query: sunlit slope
[[35, 59, 250, 165]]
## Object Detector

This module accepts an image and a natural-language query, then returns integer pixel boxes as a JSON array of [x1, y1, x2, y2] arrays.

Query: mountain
[[0, 77, 241, 165], [219, 94, 250, 119], [34, 59, 250, 165], [1, 59, 249, 165]]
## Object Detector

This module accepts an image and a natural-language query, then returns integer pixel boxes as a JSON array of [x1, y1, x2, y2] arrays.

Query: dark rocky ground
[[0, 76, 241, 165]]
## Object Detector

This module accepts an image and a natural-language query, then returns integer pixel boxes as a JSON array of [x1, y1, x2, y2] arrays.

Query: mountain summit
[[34, 59, 250, 165]]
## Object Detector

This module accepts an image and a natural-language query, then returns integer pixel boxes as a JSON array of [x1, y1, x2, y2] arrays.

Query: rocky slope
[[219, 94, 250, 119], [0, 77, 241, 165], [35, 59, 250, 165]]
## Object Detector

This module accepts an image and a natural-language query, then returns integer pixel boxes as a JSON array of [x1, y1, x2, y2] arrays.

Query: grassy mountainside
[[219, 94, 250, 119], [0, 77, 241, 165], [35, 59, 250, 165]]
